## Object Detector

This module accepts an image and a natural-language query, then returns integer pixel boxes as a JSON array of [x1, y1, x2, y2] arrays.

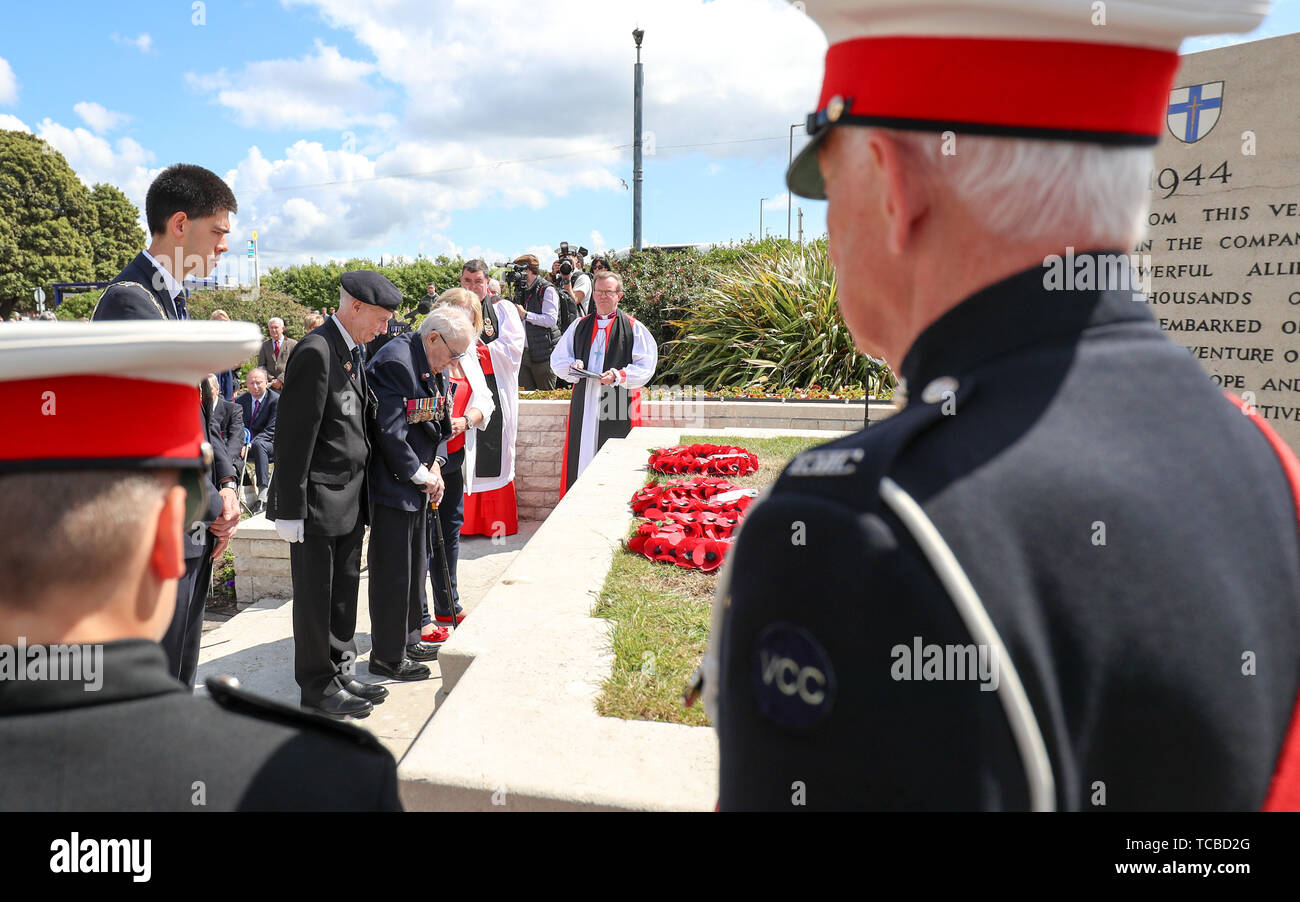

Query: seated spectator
[[207, 373, 245, 466], [236, 367, 278, 514]]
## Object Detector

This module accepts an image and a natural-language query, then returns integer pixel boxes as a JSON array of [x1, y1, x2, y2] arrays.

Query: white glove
[[275, 519, 305, 543]]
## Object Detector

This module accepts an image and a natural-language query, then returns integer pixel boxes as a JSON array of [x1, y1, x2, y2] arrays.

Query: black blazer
[[367, 332, 450, 513], [236, 389, 279, 442], [267, 319, 375, 535], [90, 252, 233, 557], [213, 398, 245, 465], [91, 251, 181, 321], [0, 640, 400, 811]]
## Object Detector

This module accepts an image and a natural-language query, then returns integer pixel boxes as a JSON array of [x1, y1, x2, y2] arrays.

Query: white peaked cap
[[787, 0, 1270, 198], [0, 321, 262, 471]]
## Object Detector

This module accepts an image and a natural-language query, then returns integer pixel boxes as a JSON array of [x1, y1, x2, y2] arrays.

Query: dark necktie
[[274, 340, 280, 359], [252, 398, 260, 424], [351, 346, 364, 387]]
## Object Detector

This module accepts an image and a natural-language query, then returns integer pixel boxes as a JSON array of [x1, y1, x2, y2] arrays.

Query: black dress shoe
[[302, 689, 373, 719], [369, 657, 431, 681], [405, 641, 440, 662], [341, 678, 389, 703]]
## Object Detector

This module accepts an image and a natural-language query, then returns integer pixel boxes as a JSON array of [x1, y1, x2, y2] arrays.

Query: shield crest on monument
[[1167, 82, 1224, 144]]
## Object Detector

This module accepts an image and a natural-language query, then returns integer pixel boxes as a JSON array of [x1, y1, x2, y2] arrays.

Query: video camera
[[505, 263, 531, 294]]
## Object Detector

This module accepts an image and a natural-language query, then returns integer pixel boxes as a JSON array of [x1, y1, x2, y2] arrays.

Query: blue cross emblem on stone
[[1167, 82, 1224, 144]]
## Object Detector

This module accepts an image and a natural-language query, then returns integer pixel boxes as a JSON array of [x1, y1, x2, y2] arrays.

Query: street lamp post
[[788, 123, 802, 240], [760, 196, 770, 239], [632, 28, 645, 251]]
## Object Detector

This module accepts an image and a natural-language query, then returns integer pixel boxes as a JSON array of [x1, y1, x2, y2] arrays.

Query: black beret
[[341, 270, 402, 311]]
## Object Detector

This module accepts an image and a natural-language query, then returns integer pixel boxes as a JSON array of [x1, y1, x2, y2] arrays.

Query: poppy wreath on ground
[[625, 477, 758, 571], [647, 443, 759, 477]]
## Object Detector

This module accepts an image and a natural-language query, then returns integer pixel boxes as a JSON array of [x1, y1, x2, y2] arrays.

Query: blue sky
[[1, 0, 1297, 283]]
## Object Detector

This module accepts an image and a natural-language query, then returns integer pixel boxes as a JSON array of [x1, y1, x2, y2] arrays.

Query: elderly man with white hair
[[711, 0, 1300, 812], [365, 304, 478, 679], [258, 316, 296, 390]]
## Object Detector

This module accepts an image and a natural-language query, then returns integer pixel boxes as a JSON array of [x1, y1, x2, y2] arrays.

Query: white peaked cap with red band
[[786, 0, 1270, 198], [0, 321, 262, 472]]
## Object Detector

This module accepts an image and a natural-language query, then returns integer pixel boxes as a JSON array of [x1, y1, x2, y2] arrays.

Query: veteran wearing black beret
[[268, 270, 400, 719]]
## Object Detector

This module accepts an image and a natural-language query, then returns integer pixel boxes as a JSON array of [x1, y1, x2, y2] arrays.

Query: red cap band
[[821, 36, 1179, 141], [1, 376, 202, 467]]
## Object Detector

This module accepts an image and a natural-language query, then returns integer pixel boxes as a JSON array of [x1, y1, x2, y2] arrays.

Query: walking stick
[[430, 495, 459, 631]]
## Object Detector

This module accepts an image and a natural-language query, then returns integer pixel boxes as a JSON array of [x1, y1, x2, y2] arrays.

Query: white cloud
[[763, 192, 791, 212], [111, 33, 153, 53], [219, 0, 824, 155], [35, 118, 156, 203], [220, 135, 620, 265], [186, 41, 395, 131], [174, 0, 825, 261], [73, 101, 130, 134], [589, 230, 607, 253], [0, 113, 29, 133], [0, 56, 16, 105]]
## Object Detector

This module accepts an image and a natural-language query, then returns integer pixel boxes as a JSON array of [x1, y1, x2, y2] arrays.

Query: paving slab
[[195, 521, 540, 762]]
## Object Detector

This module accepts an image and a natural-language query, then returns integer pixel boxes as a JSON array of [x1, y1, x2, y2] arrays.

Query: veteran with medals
[[365, 307, 476, 678]]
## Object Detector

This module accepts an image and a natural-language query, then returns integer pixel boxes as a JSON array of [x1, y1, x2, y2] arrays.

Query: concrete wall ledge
[[397, 425, 854, 811]]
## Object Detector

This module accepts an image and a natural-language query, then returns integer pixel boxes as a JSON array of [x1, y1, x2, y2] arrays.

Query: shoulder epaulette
[[93, 281, 166, 319], [205, 675, 386, 751], [773, 375, 980, 511]]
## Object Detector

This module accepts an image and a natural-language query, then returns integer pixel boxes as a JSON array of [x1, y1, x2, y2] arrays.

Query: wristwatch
[[435, 455, 448, 469], [219, 477, 239, 491]]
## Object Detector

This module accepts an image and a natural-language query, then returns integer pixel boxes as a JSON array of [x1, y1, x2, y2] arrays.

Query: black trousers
[[422, 452, 465, 620], [519, 356, 557, 391], [162, 529, 215, 689], [248, 433, 275, 490], [368, 503, 425, 664], [291, 515, 365, 703]]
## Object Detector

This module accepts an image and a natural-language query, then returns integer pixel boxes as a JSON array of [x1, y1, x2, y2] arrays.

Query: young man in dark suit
[[235, 367, 279, 513], [267, 271, 399, 719], [91, 163, 241, 688]]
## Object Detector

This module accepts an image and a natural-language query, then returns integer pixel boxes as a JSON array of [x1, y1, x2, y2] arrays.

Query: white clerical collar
[[331, 313, 357, 351], [142, 249, 185, 301], [597, 313, 616, 322]]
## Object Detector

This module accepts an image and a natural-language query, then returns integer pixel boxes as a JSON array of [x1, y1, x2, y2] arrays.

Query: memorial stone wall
[[1142, 32, 1300, 450]]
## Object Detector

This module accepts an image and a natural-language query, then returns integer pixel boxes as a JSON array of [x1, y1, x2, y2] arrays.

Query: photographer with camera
[[507, 254, 561, 390], [551, 242, 591, 320]]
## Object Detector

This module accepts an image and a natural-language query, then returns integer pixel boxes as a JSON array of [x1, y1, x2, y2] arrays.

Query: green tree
[[261, 255, 466, 314], [0, 130, 95, 319], [54, 289, 103, 320], [88, 182, 144, 280]]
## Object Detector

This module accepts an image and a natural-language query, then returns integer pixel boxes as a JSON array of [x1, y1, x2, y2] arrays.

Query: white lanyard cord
[[880, 476, 1057, 812]]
